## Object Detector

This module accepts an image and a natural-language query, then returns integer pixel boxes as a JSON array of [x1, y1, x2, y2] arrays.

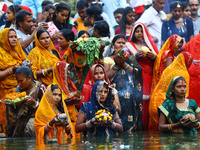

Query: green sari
[[158, 77, 200, 135]]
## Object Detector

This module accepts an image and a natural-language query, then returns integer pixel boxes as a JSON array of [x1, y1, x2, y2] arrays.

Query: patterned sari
[[151, 34, 183, 92], [52, 61, 80, 138], [183, 34, 200, 106], [28, 31, 61, 86], [0, 28, 26, 133], [34, 85, 74, 145], [158, 77, 200, 135], [149, 51, 193, 130], [126, 22, 158, 130]]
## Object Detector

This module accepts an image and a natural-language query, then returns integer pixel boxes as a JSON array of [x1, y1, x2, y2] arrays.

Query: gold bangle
[[44, 69, 48, 75], [66, 124, 70, 128], [8, 67, 13, 74], [168, 124, 173, 131], [47, 122, 53, 128], [195, 123, 200, 129]]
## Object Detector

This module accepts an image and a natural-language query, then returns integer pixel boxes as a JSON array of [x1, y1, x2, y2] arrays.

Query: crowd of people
[[0, 0, 200, 145]]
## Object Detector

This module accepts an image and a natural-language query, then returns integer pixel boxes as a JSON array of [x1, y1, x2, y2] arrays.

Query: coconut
[[140, 46, 150, 57]]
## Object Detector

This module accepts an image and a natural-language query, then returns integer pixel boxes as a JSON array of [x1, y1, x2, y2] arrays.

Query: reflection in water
[[0, 132, 200, 149]]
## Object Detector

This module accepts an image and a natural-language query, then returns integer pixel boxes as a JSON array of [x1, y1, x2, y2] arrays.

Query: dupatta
[[52, 61, 80, 138], [28, 31, 61, 86], [34, 85, 73, 145], [151, 34, 182, 92], [149, 51, 193, 130]]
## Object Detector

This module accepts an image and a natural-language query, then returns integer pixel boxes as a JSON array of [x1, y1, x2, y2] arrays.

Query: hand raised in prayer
[[114, 55, 125, 67]]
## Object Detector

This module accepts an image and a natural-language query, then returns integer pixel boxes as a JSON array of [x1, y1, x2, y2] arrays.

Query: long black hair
[[119, 6, 134, 35], [53, 2, 72, 30], [85, 5, 103, 22], [5, 4, 21, 28]]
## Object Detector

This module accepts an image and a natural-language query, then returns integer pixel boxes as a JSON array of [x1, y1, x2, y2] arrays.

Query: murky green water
[[1, 132, 200, 149]]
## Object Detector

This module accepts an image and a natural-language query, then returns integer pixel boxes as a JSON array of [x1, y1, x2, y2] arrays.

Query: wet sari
[[80, 81, 117, 137], [151, 34, 182, 92], [78, 64, 110, 109], [52, 61, 80, 138], [27, 31, 61, 86], [149, 51, 193, 130], [126, 22, 159, 130], [34, 85, 74, 145], [0, 28, 26, 133], [183, 34, 200, 106], [111, 56, 143, 131], [158, 76, 200, 136]]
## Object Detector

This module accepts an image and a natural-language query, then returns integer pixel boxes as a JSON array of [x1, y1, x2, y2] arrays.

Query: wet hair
[[170, 77, 186, 122], [76, 30, 90, 39], [76, 0, 88, 9], [36, 29, 50, 39], [59, 29, 75, 41], [85, 6, 103, 21], [112, 34, 125, 45], [53, 2, 71, 22], [114, 8, 125, 15], [42, 0, 53, 7], [15, 66, 35, 81], [5, 5, 22, 28], [94, 20, 110, 37], [170, 1, 183, 12], [51, 84, 64, 113], [131, 25, 142, 43], [119, 6, 135, 35], [16, 10, 32, 29], [44, 4, 55, 12], [182, 2, 190, 10]]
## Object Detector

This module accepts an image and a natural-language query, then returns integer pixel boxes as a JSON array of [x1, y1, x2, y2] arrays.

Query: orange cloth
[[52, 61, 80, 138], [0, 28, 26, 133], [151, 34, 182, 92], [75, 17, 88, 32], [149, 51, 193, 130], [28, 31, 60, 86], [34, 85, 74, 145]]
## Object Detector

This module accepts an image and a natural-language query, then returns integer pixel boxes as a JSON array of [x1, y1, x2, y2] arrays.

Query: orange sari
[[34, 85, 74, 145], [149, 51, 193, 130], [151, 34, 182, 92], [0, 28, 26, 133], [28, 31, 61, 86], [52, 61, 80, 138]]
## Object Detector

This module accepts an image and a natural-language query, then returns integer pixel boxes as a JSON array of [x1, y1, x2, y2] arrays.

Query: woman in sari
[[6, 66, 46, 137], [126, 22, 158, 130], [151, 34, 184, 92], [34, 84, 73, 145], [0, 28, 26, 134], [28, 29, 61, 86], [79, 64, 121, 114], [76, 81, 123, 137], [158, 76, 200, 136], [52, 61, 81, 138], [149, 51, 193, 130]]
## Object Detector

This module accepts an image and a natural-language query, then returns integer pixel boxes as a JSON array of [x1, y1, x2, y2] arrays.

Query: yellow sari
[[28, 31, 61, 86], [34, 85, 74, 145], [0, 28, 26, 133], [149, 52, 193, 130], [52, 61, 80, 138]]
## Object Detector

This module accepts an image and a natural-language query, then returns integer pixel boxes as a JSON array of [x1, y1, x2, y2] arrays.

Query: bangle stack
[[42, 69, 48, 76], [7, 68, 13, 75], [168, 124, 173, 131], [124, 64, 130, 70], [195, 122, 200, 129], [47, 122, 53, 128]]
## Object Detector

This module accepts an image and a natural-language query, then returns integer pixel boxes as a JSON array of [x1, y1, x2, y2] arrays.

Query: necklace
[[173, 18, 182, 24]]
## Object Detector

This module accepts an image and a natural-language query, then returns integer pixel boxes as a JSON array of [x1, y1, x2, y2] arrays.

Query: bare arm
[[0, 65, 20, 81], [165, 58, 173, 68], [111, 113, 123, 132], [36, 67, 53, 78], [75, 111, 88, 133], [113, 93, 121, 115]]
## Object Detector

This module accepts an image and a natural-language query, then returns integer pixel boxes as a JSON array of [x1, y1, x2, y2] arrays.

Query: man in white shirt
[[136, 0, 166, 50], [189, 0, 200, 36]]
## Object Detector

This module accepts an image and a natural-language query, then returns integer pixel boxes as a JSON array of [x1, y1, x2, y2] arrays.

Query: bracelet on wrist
[[42, 69, 46, 76], [168, 124, 173, 131], [47, 122, 53, 128], [195, 122, 200, 129]]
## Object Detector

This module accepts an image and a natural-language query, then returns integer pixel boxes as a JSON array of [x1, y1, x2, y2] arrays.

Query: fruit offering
[[140, 46, 151, 57], [118, 50, 129, 59], [58, 113, 69, 124], [4, 92, 27, 104], [95, 109, 113, 124]]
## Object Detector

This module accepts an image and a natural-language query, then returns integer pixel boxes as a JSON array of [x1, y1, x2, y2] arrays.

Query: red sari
[[78, 64, 110, 109], [126, 22, 159, 130], [183, 34, 200, 106]]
